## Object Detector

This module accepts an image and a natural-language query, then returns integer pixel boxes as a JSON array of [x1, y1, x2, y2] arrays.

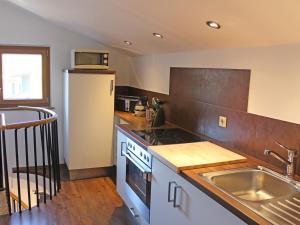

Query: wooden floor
[[0, 177, 137, 225], [0, 190, 8, 216]]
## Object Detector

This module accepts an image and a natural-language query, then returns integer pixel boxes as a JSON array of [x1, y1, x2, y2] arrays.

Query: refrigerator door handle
[[110, 79, 114, 96]]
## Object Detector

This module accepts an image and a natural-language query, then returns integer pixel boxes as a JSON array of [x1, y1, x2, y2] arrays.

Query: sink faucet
[[264, 140, 298, 178]]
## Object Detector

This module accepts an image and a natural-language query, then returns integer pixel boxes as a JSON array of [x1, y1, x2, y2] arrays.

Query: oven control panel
[[126, 138, 152, 168]]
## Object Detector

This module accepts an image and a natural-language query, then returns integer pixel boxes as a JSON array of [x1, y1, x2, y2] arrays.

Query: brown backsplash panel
[[219, 111, 300, 174], [115, 86, 130, 96], [200, 103, 257, 157], [170, 68, 251, 111], [169, 99, 206, 135]]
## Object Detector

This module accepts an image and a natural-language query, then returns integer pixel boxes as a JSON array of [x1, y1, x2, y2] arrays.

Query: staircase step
[[0, 190, 9, 216]]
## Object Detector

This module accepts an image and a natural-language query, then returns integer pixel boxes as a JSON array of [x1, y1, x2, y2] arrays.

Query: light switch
[[219, 116, 227, 128]]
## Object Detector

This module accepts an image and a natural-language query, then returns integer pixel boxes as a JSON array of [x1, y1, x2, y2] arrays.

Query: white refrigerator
[[63, 70, 115, 178]]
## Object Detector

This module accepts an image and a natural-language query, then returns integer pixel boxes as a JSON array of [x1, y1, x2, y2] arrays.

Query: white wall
[[130, 45, 300, 124], [0, 1, 132, 164]]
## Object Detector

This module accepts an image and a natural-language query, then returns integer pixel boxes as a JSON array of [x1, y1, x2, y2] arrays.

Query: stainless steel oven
[[122, 138, 152, 223]]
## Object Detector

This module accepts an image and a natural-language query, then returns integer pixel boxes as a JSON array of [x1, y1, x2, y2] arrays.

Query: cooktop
[[131, 128, 203, 146]]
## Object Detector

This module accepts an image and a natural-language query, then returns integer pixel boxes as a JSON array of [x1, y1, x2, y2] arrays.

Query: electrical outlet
[[219, 116, 227, 128]]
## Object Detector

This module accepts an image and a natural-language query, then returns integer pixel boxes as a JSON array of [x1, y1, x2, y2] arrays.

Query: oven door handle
[[125, 152, 151, 174]]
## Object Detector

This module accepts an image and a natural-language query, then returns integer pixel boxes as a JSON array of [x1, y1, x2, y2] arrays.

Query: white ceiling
[[6, 0, 300, 55]]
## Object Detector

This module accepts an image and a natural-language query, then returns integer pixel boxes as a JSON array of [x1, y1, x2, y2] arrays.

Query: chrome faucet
[[264, 140, 298, 178]]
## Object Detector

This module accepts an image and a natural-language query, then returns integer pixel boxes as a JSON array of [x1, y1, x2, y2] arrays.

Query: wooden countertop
[[115, 111, 149, 130], [148, 141, 246, 173]]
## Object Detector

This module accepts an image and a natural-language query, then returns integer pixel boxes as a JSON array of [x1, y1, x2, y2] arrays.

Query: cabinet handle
[[168, 181, 177, 202], [121, 142, 126, 156], [129, 207, 139, 218], [173, 185, 182, 208]]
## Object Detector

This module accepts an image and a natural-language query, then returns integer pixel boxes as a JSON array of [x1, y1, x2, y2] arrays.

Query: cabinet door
[[151, 158, 246, 225], [151, 158, 189, 225], [116, 130, 127, 198]]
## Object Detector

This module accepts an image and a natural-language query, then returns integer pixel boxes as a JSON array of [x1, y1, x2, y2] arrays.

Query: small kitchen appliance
[[134, 96, 148, 117], [71, 49, 109, 69], [115, 95, 140, 112]]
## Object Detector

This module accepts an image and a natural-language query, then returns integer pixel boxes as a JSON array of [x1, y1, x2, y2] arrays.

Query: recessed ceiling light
[[153, 33, 163, 38], [206, 21, 221, 29], [124, 41, 132, 45]]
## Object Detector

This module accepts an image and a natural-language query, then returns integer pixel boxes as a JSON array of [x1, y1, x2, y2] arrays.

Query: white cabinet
[[150, 157, 246, 225]]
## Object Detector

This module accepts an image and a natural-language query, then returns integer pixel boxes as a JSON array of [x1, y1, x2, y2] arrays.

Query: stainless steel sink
[[201, 167, 300, 225], [203, 167, 299, 203]]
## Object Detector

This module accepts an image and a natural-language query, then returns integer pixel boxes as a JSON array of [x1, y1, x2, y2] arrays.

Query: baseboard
[[67, 166, 116, 181], [12, 164, 70, 181]]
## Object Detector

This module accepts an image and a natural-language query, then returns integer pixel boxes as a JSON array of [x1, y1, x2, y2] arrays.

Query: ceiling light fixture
[[206, 21, 221, 29], [153, 33, 163, 38], [124, 41, 132, 45]]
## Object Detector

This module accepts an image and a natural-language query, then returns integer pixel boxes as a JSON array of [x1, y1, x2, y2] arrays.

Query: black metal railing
[[0, 106, 60, 215]]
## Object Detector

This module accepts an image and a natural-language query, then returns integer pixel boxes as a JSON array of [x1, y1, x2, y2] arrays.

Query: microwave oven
[[71, 49, 109, 69]]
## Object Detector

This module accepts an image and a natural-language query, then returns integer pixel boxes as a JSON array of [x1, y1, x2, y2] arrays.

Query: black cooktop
[[132, 128, 203, 146]]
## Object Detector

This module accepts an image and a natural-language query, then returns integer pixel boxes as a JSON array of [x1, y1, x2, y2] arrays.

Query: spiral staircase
[[0, 106, 60, 216]]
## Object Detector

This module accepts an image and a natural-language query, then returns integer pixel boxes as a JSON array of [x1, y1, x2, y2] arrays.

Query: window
[[0, 46, 50, 107]]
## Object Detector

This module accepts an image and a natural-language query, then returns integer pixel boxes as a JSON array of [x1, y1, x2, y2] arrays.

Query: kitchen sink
[[202, 167, 299, 203], [201, 167, 300, 224]]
